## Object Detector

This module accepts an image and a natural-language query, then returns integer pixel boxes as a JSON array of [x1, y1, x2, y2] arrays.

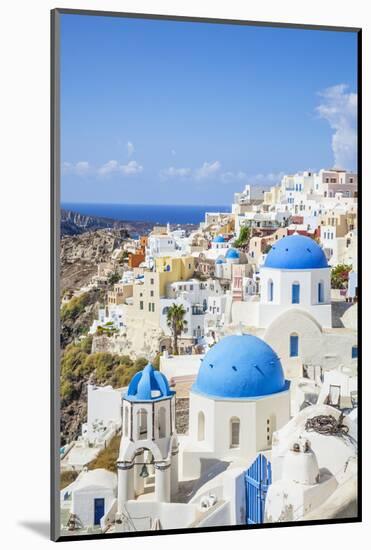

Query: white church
[[229, 234, 357, 380]]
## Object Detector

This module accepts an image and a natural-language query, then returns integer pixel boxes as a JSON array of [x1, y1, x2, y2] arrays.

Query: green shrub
[[60, 335, 148, 408], [88, 435, 121, 472], [134, 357, 148, 370], [331, 264, 352, 289], [61, 380, 75, 403], [60, 469, 78, 489], [61, 293, 90, 323], [234, 226, 251, 248], [108, 272, 121, 286]]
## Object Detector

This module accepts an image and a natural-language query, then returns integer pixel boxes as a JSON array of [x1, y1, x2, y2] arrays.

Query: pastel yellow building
[[130, 255, 195, 325]]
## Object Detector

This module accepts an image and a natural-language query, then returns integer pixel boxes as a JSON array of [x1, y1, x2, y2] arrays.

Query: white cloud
[[160, 166, 192, 178], [316, 84, 357, 170], [62, 161, 90, 176], [248, 171, 285, 184], [194, 161, 221, 180], [63, 158, 143, 178], [98, 160, 119, 176], [98, 159, 143, 177], [160, 160, 221, 181], [120, 160, 143, 175], [220, 170, 247, 183], [127, 141, 134, 157], [159, 162, 285, 187]]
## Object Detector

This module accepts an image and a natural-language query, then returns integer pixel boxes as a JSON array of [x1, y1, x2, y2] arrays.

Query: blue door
[[292, 283, 300, 304], [245, 454, 272, 524], [94, 498, 105, 525]]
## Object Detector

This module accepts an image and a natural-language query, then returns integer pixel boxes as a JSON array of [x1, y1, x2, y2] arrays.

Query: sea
[[62, 203, 230, 225]]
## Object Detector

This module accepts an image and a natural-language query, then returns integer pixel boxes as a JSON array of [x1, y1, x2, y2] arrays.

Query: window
[[352, 346, 358, 359], [198, 411, 205, 441], [230, 417, 240, 448], [150, 278, 154, 284], [290, 334, 299, 357], [158, 407, 166, 438], [268, 280, 274, 302], [150, 290, 154, 297], [292, 283, 300, 304], [140, 301, 144, 310], [124, 407, 129, 437], [318, 281, 324, 303], [137, 409, 148, 440]]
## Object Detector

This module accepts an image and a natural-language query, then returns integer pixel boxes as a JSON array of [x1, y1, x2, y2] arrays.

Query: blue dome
[[264, 235, 328, 270], [213, 235, 225, 243], [124, 363, 175, 402], [192, 335, 288, 399], [225, 248, 240, 259], [215, 258, 226, 264]]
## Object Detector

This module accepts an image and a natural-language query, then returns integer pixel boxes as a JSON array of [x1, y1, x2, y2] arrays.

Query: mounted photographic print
[[51, 9, 361, 541]]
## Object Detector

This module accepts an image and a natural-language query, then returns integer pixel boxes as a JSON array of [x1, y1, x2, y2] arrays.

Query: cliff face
[[61, 209, 129, 236], [60, 208, 155, 237], [60, 228, 128, 292]]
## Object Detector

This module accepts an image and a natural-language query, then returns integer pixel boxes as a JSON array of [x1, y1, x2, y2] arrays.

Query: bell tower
[[116, 364, 179, 516]]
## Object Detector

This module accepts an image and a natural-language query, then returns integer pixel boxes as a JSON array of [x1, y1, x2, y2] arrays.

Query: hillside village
[[60, 168, 358, 535]]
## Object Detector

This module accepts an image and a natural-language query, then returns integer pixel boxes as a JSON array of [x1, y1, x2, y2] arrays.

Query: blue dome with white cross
[[264, 235, 328, 270], [192, 335, 288, 399], [124, 363, 175, 402]]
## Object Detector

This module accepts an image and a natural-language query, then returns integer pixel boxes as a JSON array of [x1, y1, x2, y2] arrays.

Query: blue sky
[[60, 14, 358, 205]]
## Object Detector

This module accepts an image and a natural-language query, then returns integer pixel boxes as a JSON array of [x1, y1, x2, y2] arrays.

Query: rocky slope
[[61, 209, 153, 237], [60, 289, 105, 348], [60, 228, 128, 292]]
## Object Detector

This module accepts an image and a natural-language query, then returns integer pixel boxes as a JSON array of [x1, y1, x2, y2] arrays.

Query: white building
[[89, 304, 126, 334], [227, 234, 357, 381], [159, 278, 223, 344], [67, 469, 117, 530], [265, 404, 357, 522], [81, 385, 122, 445], [180, 334, 291, 479], [235, 210, 290, 236], [117, 363, 179, 506], [259, 234, 332, 328]]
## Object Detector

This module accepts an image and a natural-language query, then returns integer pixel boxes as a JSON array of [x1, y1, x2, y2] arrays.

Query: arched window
[[318, 281, 325, 303], [268, 279, 274, 302], [162, 306, 169, 315], [290, 333, 299, 357], [230, 417, 240, 448], [197, 411, 205, 441], [203, 298, 208, 312], [137, 408, 148, 440], [352, 345, 358, 359], [124, 406, 129, 437], [158, 406, 166, 438], [292, 283, 300, 304]]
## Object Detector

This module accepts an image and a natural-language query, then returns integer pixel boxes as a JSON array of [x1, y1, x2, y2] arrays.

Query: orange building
[[128, 236, 148, 268]]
